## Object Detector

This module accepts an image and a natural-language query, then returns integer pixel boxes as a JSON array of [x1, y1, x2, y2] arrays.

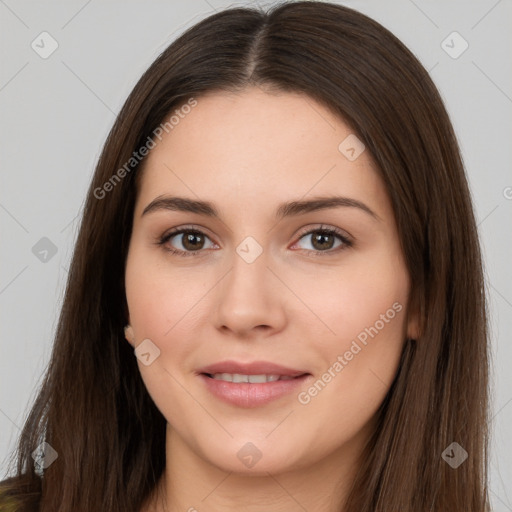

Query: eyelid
[[160, 224, 216, 242], [293, 223, 353, 243]]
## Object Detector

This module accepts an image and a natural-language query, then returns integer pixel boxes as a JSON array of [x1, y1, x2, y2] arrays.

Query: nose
[[213, 243, 287, 339]]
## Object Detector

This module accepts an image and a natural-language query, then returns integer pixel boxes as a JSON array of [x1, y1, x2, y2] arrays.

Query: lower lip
[[199, 374, 310, 408]]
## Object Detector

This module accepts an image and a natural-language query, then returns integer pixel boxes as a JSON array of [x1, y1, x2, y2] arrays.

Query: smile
[[207, 373, 297, 383]]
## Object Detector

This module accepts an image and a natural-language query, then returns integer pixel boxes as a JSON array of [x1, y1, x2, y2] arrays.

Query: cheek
[[297, 243, 410, 351], [125, 243, 209, 339], [124, 245, 224, 415], [124, 248, 210, 419], [291, 249, 408, 443]]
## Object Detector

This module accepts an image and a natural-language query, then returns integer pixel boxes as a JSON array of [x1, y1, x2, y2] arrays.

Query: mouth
[[196, 361, 311, 408], [196, 360, 308, 379], [202, 372, 306, 383]]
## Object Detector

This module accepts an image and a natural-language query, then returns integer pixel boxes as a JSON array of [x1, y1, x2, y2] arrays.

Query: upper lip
[[197, 360, 309, 377]]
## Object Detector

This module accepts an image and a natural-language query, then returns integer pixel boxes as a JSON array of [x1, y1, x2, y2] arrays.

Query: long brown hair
[[0, 2, 490, 510]]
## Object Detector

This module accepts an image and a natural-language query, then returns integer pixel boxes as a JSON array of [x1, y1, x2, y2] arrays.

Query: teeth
[[211, 373, 289, 383]]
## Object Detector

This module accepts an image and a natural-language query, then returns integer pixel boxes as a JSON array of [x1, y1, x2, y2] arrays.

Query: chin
[[199, 438, 308, 476]]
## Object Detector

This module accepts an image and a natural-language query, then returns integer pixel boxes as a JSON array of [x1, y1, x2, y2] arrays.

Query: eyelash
[[156, 224, 353, 258]]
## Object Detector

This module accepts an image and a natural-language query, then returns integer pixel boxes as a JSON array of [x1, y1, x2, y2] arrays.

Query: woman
[[0, 2, 490, 511]]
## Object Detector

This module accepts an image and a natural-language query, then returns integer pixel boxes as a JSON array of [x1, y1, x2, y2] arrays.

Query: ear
[[124, 324, 135, 347]]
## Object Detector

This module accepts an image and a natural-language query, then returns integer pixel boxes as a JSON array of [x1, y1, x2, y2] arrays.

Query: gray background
[[1, 0, 510, 509]]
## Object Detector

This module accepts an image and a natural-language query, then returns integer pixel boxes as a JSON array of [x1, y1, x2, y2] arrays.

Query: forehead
[[135, 87, 390, 220]]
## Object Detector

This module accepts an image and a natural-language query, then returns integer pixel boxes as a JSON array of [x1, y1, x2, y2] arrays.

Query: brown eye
[[293, 226, 353, 255], [310, 231, 336, 251], [158, 228, 216, 256], [181, 231, 206, 251]]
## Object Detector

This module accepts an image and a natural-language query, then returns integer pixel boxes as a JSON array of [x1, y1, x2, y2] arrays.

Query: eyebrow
[[141, 195, 381, 222]]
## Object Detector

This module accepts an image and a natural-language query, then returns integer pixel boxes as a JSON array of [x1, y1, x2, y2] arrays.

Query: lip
[[196, 360, 311, 408]]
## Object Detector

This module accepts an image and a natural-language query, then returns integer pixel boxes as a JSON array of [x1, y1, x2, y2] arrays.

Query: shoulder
[[0, 487, 21, 512], [0, 477, 37, 512]]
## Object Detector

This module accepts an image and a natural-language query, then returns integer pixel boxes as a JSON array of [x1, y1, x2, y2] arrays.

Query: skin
[[124, 86, 419, 512]]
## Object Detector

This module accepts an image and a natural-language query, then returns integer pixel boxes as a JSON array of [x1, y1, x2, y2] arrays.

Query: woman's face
[[125, 86, 419, 475]]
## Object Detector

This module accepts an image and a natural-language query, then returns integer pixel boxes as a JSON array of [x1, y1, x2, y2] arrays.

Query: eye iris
[[182, 232, 204, 251], [312, 232, 334, 251]]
